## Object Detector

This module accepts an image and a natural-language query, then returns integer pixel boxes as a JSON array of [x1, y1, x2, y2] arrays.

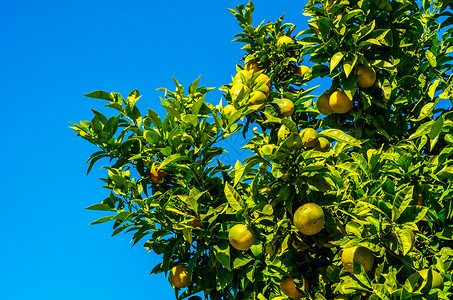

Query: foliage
[[71, 0, 453, 299]]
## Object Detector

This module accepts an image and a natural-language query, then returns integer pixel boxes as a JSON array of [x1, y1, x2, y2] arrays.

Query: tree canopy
[[71, 0, 453, 299]]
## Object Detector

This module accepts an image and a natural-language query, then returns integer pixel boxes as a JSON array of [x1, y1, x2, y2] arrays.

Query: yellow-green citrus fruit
[[233, 70, 252, 84], [277, 36, 294, 47], [169, 264, 192, 288], [248, 91, 267, 110], [276, 98, 295, 117], [256, 73, 271, 87], [419, 269, 444, 289], [229, 82, 249, 103], [294, 203, 325, 235], [280, 277, 308, 299], [223, 104, 236, 117], [295, 65, 310, 77], [228, 224, 255, 251], [341, 246, 374, 273], [245, 60, 261, 73], [356, 65, 376, 88], [254, 82, 270, 96], [314, 137, 330, 152], [300, 128, 318, 148], [329, 91, 353, 114], [316, 93, 334, 115]]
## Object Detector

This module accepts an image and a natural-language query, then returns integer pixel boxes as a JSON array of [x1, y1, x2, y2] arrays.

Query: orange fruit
[[254, 81, 270, 96], [150, 163, 167, 184], [275, 98, 295, 117], [229, 82, 249, 103], [228, 224, 255, 251], [316, 93, 334, 115], [256, 73, 271, 87], [356, 65, 376, 88], [329, 91, 353, 114], [314, 137, 330, 152], [245, 60, 261, 73], [169, 265, 192, 288], [341, 246, 374, 273], [295, 65, 309, 77], [233, 70, 252, 84], [277, 36, 293, 47], [300, 128, 318, 148], [223, 104, 236, 117], [280, 277, 309, 299], [293, 203, 325, 235], [248, 91, 267, 110]]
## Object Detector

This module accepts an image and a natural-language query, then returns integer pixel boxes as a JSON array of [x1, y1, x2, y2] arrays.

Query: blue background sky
[[1, 1, 311, 299]]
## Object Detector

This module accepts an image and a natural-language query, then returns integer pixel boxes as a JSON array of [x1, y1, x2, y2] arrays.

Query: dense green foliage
[[71, 1, 453, 299]]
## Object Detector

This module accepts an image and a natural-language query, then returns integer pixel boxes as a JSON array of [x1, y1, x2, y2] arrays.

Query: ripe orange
[[329, 91, 353, 114], [293, 203, 325, 235], [255, 73, 271, 87], [254, 81, 270, 96], [277, 36, 293, 47], [229, 82, 249, 103], [223, 104, 236, 117], [233, 70, 252, 84], [300, 128, 318, 148], [169, 264, 192, 288], [316, 93, 334, 115], [275, 98, 294, 117], [245, 60, 261, 73], [314, 137, 330, 152], [295, 65, 309, 77], [341, 246, 374, 273], [150, 163, 167, 184], [356, 65, 376, 88], [228, 224, 255, 251], [248, 91, 267, 110], [280, 277, 309, 299]]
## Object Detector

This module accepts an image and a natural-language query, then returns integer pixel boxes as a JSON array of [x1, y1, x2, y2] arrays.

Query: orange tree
[[71, 1, 453, 299]]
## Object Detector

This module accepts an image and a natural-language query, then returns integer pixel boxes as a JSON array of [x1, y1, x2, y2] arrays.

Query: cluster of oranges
[[225, 202, 325, 299], [316, 65, 377, 115], [224, 35, 310, 119]]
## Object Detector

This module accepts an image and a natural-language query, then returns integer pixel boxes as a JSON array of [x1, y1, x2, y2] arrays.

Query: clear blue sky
[[0, 1, 310, 299]]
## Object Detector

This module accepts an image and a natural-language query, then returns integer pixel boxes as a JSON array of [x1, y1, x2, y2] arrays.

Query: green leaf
[[396, 206, 428, 224], [426, 49, 437, 67], [394, 228, 414, 256], [90, 215, 115, 225], [319, 129, 362, 147], [216, 268, 234, 290], [233, 256, 253, 269], [412, 103, 435, 121], [224, 182, 243, 211], [428, 80, 440, 100], [147, 109, 162, 129], [84, 90, 113, 101], [85, 204, 114, 211], [158, 154, 188, 170], [213, 241, 231, 270], [189, 76, 200, 94], [343, 55, 358, 78], [330, 51, 345, 73]]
